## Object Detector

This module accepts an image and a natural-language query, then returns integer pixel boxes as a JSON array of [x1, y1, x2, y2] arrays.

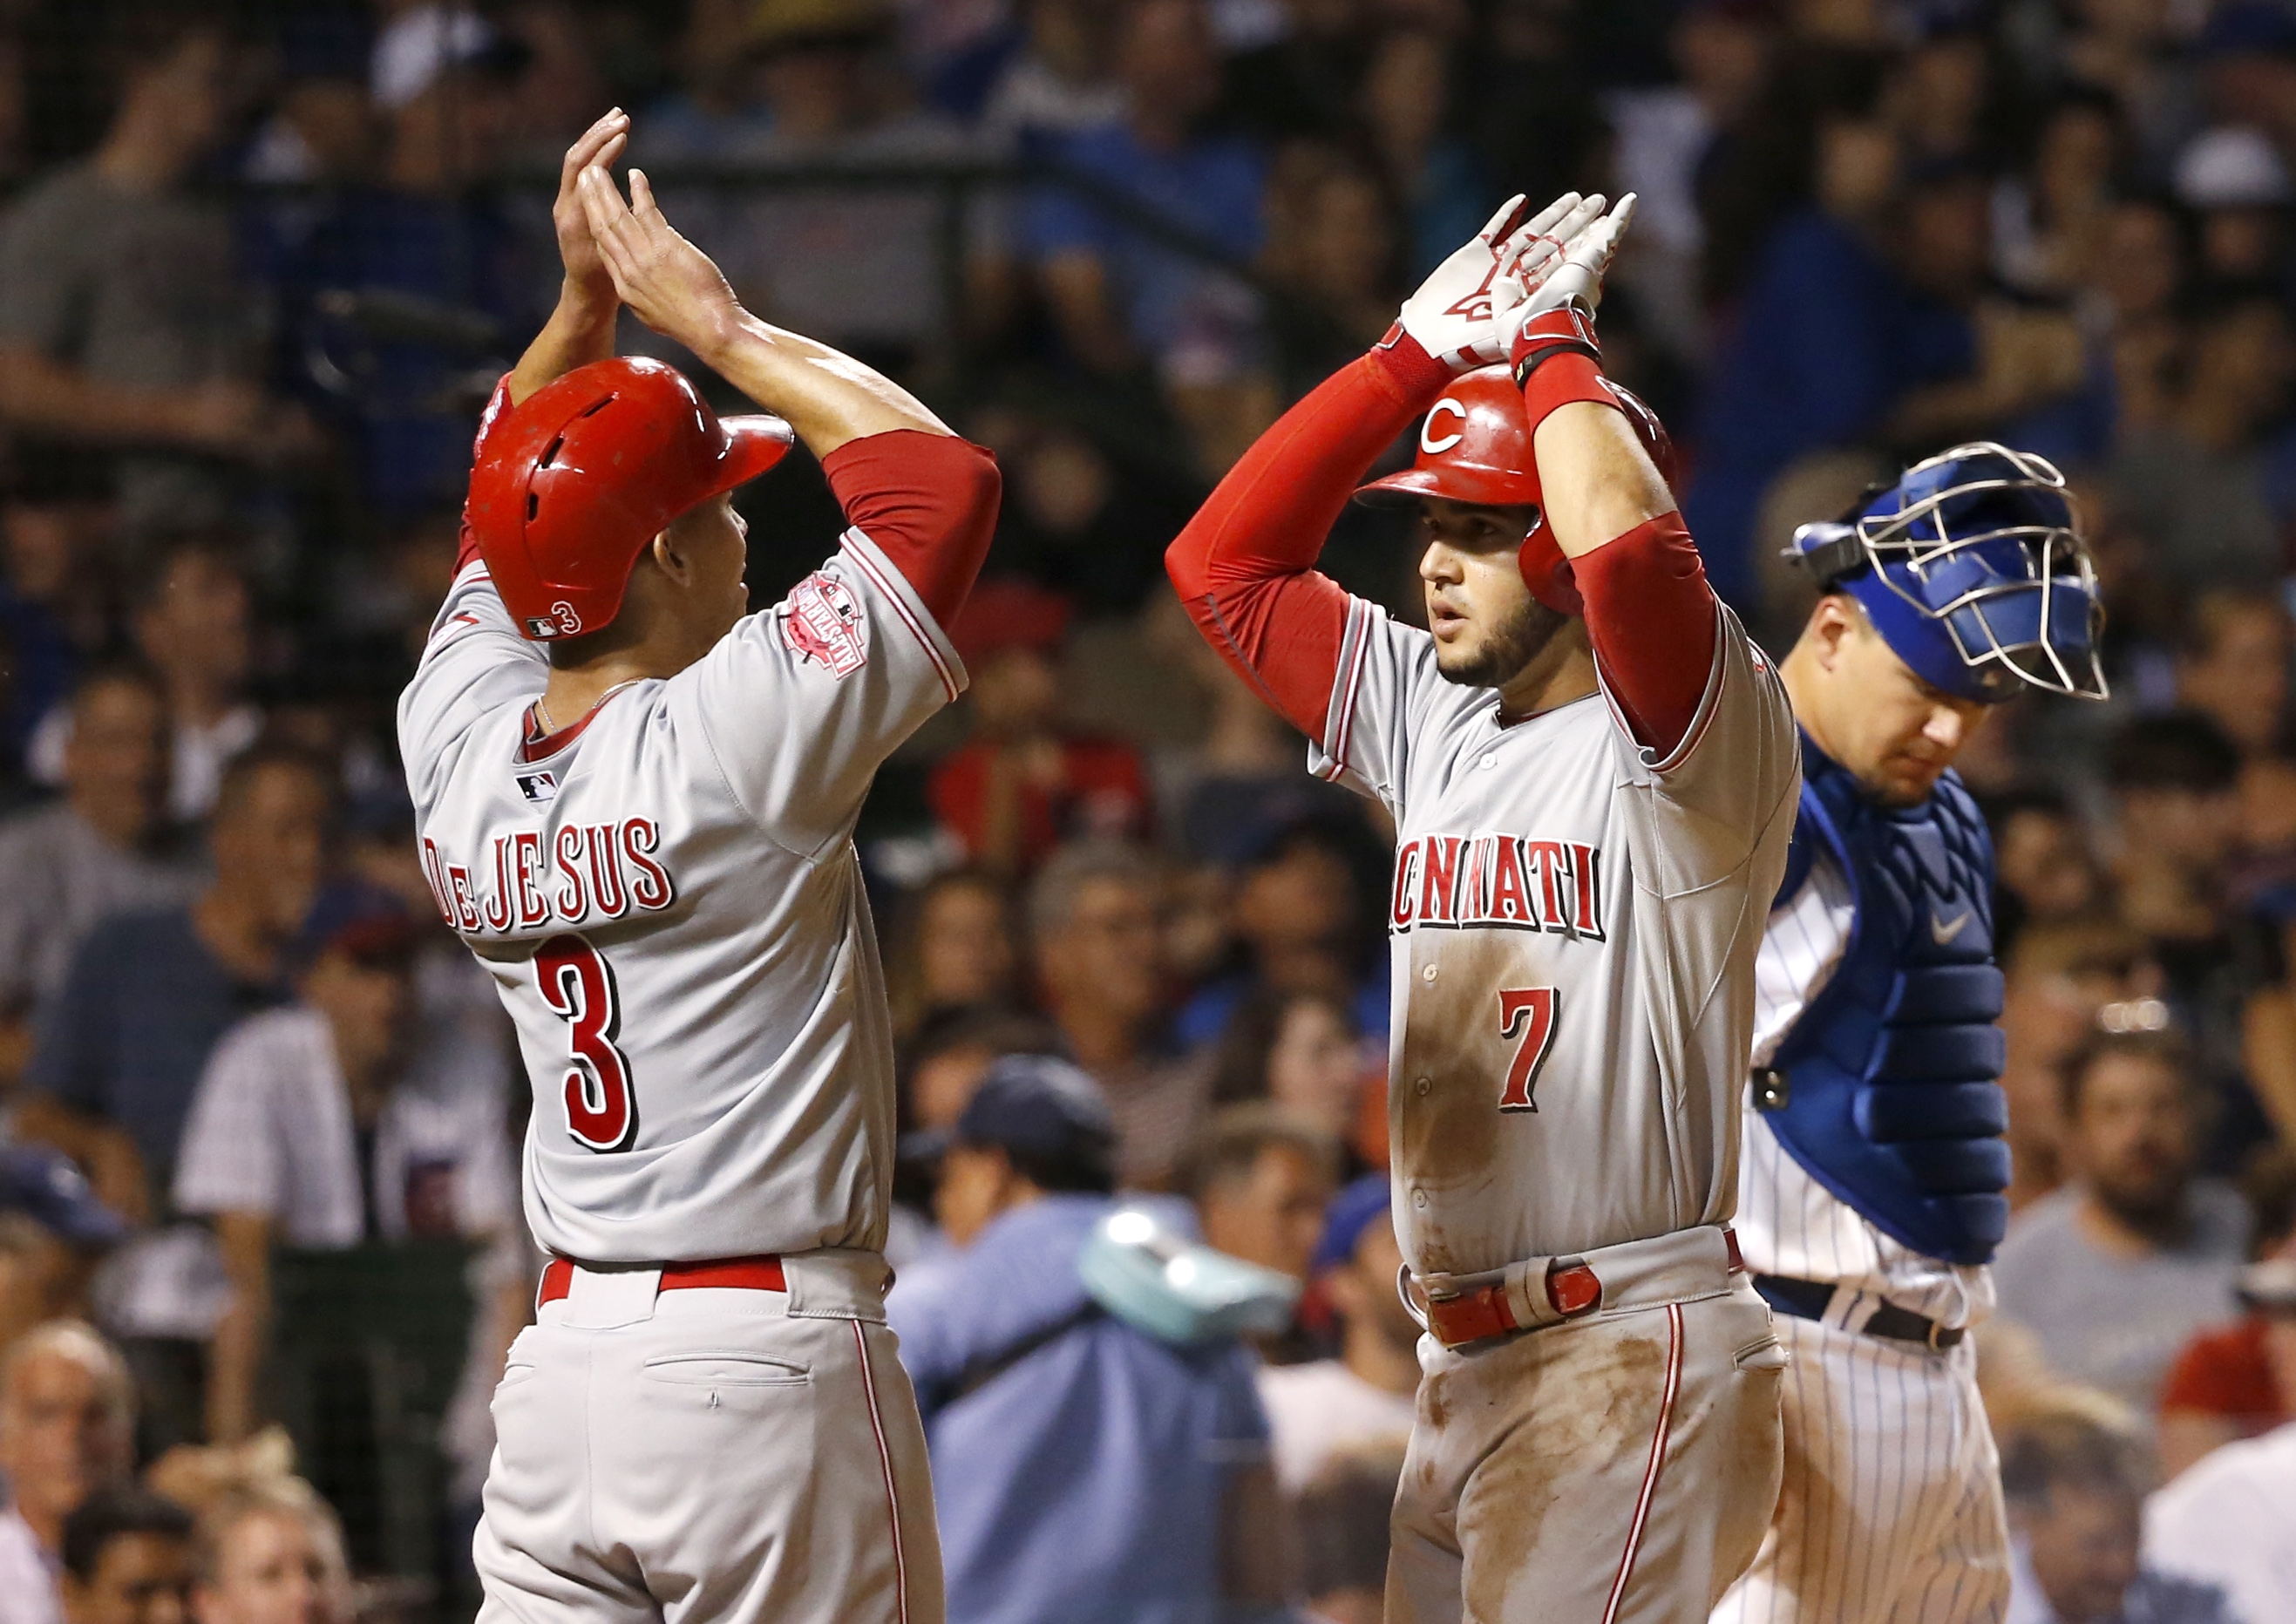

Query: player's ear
[[1806, 592, 1857, 670]]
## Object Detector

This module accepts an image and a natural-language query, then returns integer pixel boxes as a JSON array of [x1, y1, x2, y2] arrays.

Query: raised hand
[[1386, 192, 1607, 373], [577, 164, 743, 357], [1491, 193, 1637, 336], [554, 109, 630, 309]]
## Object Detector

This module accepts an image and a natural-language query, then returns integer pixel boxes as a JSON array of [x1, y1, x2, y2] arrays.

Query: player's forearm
[[688, 311, 951, 459], [1169, 343, 1447, 593], [1164, 345, 1443, 736], [1530, 401, 1675, 561], [506, 282, 619, 408]]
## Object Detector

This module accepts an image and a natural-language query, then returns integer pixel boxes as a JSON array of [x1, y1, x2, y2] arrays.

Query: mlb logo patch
[[517, 770, 559, 805], [781, 572, 868, 678]]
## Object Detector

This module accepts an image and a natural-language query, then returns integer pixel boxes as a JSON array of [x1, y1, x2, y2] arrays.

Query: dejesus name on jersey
[[397, 533, 963, 1266], [1317, 595, 1797, 1279]]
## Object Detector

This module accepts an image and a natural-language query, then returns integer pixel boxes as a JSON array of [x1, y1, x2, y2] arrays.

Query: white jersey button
[[1422, 964, 1439, 982], [1411, 1188, 1429, 1209], [1414, 1076, 1431, 1096], [1479, 752, 1496, 769]]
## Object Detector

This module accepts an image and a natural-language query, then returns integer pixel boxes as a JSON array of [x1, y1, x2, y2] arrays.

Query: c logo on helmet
[[550, 601, 582, 635], [1422, 398, 1468, 455]]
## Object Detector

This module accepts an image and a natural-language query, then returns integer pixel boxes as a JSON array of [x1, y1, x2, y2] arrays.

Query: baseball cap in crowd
[[1311, 1173, 1392, 1276], [292, 884, 421, 976], [0, 1145, 129, 1248], [906, 1053, 1117, 1193]]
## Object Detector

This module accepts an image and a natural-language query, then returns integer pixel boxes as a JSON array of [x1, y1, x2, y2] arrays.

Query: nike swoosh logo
[[1931, 911, 1970, 945]]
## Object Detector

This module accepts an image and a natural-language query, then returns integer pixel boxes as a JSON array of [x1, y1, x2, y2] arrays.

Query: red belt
[[538, 1254, 787, 1306], [1423, 1226, 1745, 1348]]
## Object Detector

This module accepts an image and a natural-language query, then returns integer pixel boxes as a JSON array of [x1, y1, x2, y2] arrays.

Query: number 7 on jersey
[[536, 934, 639, 1152], [1497, 987, 1559, 1112]]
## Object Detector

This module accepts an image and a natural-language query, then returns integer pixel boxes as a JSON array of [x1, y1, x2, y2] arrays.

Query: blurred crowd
[[3, 0, 2296, 1621]]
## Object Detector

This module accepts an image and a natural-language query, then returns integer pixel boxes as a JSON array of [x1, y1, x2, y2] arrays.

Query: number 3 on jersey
[[1497, 987, 1559, 1112], [536, 934, 638, 1152]]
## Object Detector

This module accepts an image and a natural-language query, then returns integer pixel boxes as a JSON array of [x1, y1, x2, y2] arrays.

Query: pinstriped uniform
[[1710, 847, 2011, 1624]]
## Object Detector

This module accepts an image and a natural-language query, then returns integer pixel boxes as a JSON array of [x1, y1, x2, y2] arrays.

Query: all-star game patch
[[781, 571, 868, 678]]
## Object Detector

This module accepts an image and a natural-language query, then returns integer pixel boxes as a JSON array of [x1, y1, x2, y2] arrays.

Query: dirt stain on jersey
[[1396, 933, 1539, 1275], [1454, 1322, 1668, 1621]]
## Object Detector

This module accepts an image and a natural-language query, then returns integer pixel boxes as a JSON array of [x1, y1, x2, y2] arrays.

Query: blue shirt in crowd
[[25, 905, 282, 1199], [1682, 208, 1976, 604], [888, 1194, 1270, 1624], [1024, 120, 1267, 364]]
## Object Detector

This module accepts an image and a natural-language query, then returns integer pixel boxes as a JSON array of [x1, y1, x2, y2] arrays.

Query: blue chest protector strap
[[1763, 738, 2009, 1265]]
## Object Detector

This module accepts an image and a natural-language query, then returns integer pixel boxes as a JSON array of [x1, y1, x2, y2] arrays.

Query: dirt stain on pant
[[1456, 1327, 1668, 1622]]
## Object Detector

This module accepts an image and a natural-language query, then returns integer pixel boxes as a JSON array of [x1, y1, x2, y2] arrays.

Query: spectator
[[2157, 1148, 2296, 1478], [1999, 918, 2157, 1214], [0, 1321, 136, 1624], [1686, 146, 2085, 605], [0, 10, 310, 533], [15, 747, 328, 1449], [1358, 30, 1487, 283], [1293, 1440, 1404, 1624], [273, 18, 533, 515], [58, 1485, 194, 1624], [1027, 841, 1210, 1188], [0, 479, 114, 785], [978, 0, 1124, 147], [1208, 989, 1369, 1156], [187, 1477, 353, 1624], [1994, 90, 2124, 300], [2099, 713, 2279, 1162], [1177, 816, 1382, 1050], [1987, 790, 2106, 948], [2109, 296, 2296, 591], [0, 667, 196, 1025], [2171, 588, 2296, 880], [125, 541, 261, 826], [886, 868, 1022, 1039], [2143, 1411, 2296, 1624], [666, 0, 982, 368], [1025, 0, 1275, 476], [975, 415, 1193, 615], [888, 1054, 1283, 1624], [929, 581, 1151, 878], [2001, 1410, 2234, 1624], [893, 1006, 1067, 1260], [0, 1150, 129, 1353], [1994, 1030, 2251, 1415], [1256, 1175, 1416, 1496], [2174, 126, 2291, 295], [171, 889, 516, 1445], [1184, 1102, 1339, 1288]]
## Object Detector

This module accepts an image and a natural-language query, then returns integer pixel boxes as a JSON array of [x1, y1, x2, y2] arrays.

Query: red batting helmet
[[1354, 365, 1679, 616], [467, 357, 796, 642]]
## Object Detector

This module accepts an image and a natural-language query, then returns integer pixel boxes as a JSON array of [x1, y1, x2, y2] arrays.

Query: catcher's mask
[[1785, 442, 2108, 703]]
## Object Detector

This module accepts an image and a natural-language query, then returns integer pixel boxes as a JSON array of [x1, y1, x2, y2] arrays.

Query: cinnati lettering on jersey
[[1389, 832, 1607, 940], [419, 819, 679, 936]]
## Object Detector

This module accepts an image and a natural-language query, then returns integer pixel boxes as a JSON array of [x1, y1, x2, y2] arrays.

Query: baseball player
[[1167, 190, 1799, 1623], [1711, 445, 2107, 1624], [397, 111, 999, 1624]]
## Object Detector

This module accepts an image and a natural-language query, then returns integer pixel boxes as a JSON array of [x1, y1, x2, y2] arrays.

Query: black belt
[[1754, 1274, 1964, 1349]]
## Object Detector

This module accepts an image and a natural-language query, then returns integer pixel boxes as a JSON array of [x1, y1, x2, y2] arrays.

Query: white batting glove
[[1382, 192, 1605, 373], [1491, 193, 1637, 342]]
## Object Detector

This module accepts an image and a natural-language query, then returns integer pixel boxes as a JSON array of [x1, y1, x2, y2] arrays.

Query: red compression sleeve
[[822, 431, 1002, 628], [1573, 512, 1721, 761], [1165, 338, 1450, 737]]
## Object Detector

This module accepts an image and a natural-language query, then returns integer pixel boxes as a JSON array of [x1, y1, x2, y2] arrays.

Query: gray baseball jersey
[[1313, 597, 1799, 1278], [397, 531, 964, 1265]]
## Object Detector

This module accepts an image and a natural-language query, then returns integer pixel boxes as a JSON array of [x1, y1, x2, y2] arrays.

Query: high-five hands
[[577, 162, 745, 358], [1387, 192, 1609, 374], [554, 109, 630, 309], [1491, 194, 1635, 383]]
